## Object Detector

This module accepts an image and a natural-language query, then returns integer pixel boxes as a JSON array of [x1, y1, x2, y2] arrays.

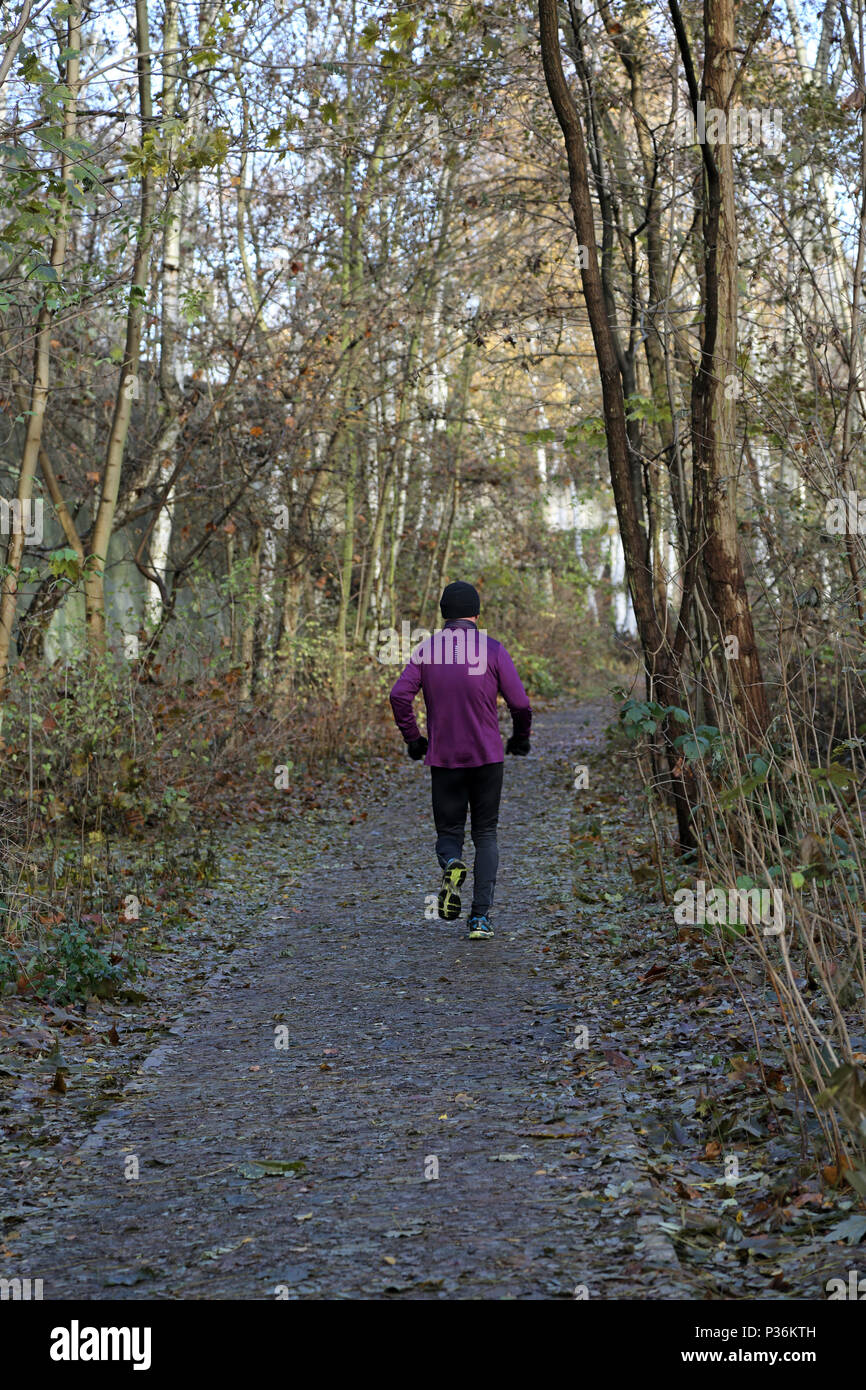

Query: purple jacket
[[389, 619, 532, 768]]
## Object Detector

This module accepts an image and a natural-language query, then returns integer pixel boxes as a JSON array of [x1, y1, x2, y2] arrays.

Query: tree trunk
[[239, 526, 262, 701], [539, 0, 695, 848], [272, 542, 304, 714], [692, 0, 768, 738], [144, 0, 184, 630], [0, 2, 80, 698], [83, 0, 157, 656]]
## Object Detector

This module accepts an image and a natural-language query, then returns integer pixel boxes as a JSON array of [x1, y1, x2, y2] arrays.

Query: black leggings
[[430, 762, 504, 917]]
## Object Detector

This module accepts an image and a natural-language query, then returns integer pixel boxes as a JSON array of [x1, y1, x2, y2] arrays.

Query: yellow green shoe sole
[[437, 860, 467, 920]]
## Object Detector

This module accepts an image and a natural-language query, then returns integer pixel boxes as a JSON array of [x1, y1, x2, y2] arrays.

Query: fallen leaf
[[237, 1160, 306, 1180]]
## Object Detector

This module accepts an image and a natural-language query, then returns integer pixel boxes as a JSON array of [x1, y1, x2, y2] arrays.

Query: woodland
[[1, 0, 866, 1303]]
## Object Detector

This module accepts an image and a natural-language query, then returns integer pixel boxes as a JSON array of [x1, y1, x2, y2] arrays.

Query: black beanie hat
[[440, 580, 480, 620]]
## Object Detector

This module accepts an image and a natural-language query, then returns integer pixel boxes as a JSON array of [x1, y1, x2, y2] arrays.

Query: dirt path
[[3, 704, 697, 1299]]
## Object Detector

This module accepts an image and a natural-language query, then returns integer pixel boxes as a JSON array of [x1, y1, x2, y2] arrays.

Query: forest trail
[[3, 705, 697, 1299]]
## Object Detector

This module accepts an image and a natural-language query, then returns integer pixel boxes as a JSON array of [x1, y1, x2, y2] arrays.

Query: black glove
[[407, 736, 428, 760], [506, 734, 530, 756]]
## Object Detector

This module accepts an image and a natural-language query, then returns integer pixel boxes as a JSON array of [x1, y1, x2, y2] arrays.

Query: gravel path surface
[[3, 703, 691, 1299]]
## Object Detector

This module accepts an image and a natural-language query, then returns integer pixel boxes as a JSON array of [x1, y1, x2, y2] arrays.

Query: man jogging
[[389, 581, 532, 940]]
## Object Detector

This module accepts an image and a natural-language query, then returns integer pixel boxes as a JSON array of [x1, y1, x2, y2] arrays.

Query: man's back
[[389, 618, 531, 768]]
